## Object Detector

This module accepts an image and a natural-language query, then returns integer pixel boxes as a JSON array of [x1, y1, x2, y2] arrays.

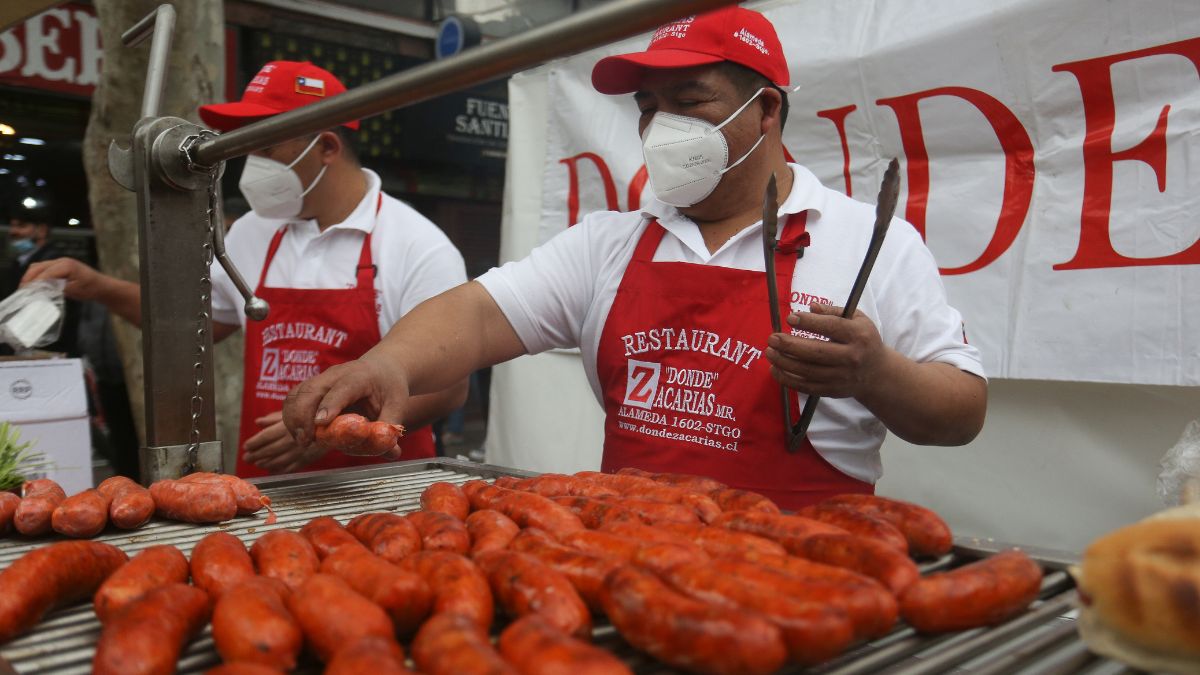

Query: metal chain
[[182, 131, 219, 472]]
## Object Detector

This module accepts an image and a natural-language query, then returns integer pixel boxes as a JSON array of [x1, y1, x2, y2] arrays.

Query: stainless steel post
[[190, 0, 736, 165], [122, 4, 175, 119], [133, 118, 223, 480]]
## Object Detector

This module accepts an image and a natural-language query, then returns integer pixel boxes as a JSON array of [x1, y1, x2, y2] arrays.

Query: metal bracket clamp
[[141, 441, 223, 479]]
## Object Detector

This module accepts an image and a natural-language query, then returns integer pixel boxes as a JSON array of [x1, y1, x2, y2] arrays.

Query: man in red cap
[[282, 7, 987, 508], [26, 61, 468, 476]]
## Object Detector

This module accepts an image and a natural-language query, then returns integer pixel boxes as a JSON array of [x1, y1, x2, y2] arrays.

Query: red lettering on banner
[[878, 87, 1035, 275], [817, 105, 858, 197], [559, 152, 619, 226], [0, 4, 102, 98], [1052, 38, 1200, 270]]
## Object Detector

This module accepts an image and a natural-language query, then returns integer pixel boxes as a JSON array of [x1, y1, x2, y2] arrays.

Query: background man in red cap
[[282, 7, 987, 508], [25, 61, 468, 476]]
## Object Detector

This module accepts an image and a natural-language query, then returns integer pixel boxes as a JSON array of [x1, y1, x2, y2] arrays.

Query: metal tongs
[[764, 159, 902, 452]]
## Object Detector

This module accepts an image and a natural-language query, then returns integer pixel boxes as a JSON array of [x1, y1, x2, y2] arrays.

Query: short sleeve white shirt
[[211, 169, 466, 336], [477, 163, 983, 483]]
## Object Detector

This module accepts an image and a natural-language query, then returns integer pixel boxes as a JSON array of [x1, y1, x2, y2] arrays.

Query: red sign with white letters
[[0, 4, 101, 98]]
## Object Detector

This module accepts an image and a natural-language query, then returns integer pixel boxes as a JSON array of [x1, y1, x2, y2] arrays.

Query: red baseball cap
[[199, 61, 360, 132], [592, 6, 789, 95]]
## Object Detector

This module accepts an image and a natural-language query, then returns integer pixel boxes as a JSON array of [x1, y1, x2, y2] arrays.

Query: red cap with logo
[[199, 61, 360, 132], [591, 6, 789, 95]]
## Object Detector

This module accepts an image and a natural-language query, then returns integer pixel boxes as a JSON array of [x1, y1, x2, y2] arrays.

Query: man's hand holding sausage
[[282, 353, 412, 453], [767, 303, 986, 446]]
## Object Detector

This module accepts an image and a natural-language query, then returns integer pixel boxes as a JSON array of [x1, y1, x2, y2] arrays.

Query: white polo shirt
[[211, 169, 466, 335], [477, 163, 984, 483]]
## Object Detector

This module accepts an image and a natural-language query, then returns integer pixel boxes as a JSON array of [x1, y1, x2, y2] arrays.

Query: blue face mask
[[8, 238, 35, 256]]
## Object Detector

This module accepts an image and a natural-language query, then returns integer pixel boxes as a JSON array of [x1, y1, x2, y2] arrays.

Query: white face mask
[[238, 135, 328, 219], [641, 88, 768, 208]]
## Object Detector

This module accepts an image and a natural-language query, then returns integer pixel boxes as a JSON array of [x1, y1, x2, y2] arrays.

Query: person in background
[[3, 202, 79, 356], [24, 61, 469, 477]]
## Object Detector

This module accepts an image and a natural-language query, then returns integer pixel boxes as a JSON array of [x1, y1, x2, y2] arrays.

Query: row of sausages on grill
[[0, 473, 274, 539], [0, 469, 1045, 675]]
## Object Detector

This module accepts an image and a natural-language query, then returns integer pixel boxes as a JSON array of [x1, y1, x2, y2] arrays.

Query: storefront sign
[[525, 0, 1200, 385], [0, 3, 100, 98], [403, 89, 507, 166]]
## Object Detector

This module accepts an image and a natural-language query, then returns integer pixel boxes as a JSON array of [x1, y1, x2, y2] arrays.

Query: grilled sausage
[[899, 549, 1043, 633], [325, 636, 414, 675], [493, 489, 585, 538], [407, 509, 471, 554], [551, 496, 643, 529], [13, 478, 66, 536], [791, 533, 921, 595], [708, 488, 781, 515], [299, 515, 367, 559], [822, 494, 953, 558], [508, 529, 623, 612], [320, 545, 433, 636], [711, 510, 846, 548], [178, 472, 270, 516], [190, 531, 256, 599], [474, 550, 592, 639], [212, 577, 302, 670], [411, 611, 516, 675], [658, 522, 788, 559], [616, 467, 727, 493], [462, 479, 508, 510], [150, 479, 238, 524], [465, 509, 520, 557], [91, 583, 211, 675], [659, 560, 855, 665], [561, 529, 642, 563], [314, 413, 405, 457], [0, 491, 19, 534], [285, 573, 398, 663], [601, 565, 788, 675], [94, 545, 189, 623], [798, 503, 909, 553], [508, 474, 620, 499], [97, 476, 155, 529], [397, 551, 494, 631], [346, 512, 422, 563], [203, 663, 286, 675], [706, 557, 898, 639], [420, 481, 470, 521], [595, 496, 699, 526], [0, 540, 127, 643], [499, 614, 632, 675], [50, 488, 111, 538], [599, 520, 704, 549], [249, 530, 319, 592], [576, 472, 722, 523]]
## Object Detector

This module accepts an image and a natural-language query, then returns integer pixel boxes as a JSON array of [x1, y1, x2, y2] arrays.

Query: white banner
[[532, 0, 1200, 386]]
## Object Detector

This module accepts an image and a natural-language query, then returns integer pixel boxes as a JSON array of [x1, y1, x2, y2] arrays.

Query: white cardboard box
[[0, 359, 92, 493]]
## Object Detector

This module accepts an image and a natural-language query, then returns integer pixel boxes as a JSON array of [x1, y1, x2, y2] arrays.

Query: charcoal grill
[[0, 459, 1131, 674]]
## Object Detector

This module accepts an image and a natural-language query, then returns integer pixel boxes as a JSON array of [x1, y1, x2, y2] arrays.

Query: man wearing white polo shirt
[[26, 61, 468, 477], [283, 9, 986, 508]]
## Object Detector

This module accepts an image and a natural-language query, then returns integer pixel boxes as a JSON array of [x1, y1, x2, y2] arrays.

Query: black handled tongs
[[765, 159, 902, 452]]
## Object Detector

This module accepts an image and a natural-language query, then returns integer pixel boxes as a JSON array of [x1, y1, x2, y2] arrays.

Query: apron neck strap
[[258, 193, 384, 291]]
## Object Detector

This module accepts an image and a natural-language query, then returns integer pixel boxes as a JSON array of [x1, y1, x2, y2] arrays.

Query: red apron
[[597, 213, 873, 509], [237, 197, 436, 478]]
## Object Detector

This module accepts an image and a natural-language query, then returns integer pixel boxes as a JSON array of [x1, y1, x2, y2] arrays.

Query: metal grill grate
[[0, 459, 1130, 674]]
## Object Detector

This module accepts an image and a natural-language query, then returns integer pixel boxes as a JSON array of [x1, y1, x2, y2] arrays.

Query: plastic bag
[[1157, 419, 1200, 506], [0, 279, 65, 351]]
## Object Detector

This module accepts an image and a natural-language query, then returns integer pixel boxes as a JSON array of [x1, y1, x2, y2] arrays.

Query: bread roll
[[1073, 512, 1200, 673]]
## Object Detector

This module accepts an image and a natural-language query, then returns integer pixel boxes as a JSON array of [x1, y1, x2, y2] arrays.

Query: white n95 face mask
[[238, 134, 328, 219], [641, 88, 768, 208]]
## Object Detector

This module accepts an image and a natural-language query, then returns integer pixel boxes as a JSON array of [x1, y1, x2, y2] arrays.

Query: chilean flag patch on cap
[[295, 76, 326, 96]]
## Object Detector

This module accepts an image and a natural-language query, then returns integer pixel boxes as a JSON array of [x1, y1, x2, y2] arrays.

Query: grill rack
[[0, 458, 1132, 674]]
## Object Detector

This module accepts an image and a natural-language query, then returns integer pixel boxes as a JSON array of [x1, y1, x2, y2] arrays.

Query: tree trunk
[[83, 0, 243, 465]]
